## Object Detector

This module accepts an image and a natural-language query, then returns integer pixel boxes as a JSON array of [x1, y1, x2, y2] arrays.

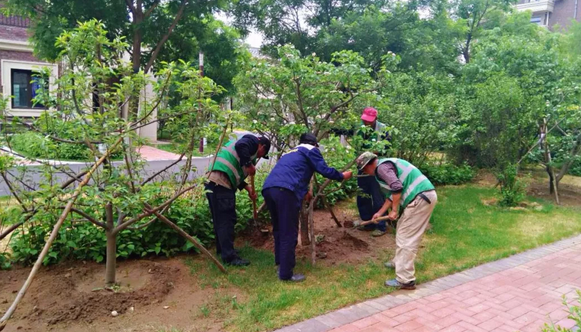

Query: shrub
[[0, 253, 10, 270], [7, 172, 271, 265], [419, 162, 475, 186], [10, 131, 89, 161], [496, 165, 527, 207], [570, 160, 581, 177]]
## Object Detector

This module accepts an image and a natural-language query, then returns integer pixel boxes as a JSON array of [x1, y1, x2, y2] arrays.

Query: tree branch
[[0, 172, 27, 212], [144, 0, 188, 73], [112, 183, 199, 235], [67, 207, 108, 228], [293, 78, 310, 128], [144, 0, 161, 17]]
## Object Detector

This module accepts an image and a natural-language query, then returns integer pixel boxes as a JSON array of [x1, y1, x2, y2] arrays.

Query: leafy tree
[[234, 45, 377, 153], [375, 69, 462, 165], [317, 4, 426, 72], [230, 0, 315, 56], [450, 0, 516, 63], [3, 0, 236, 80], [0, 23, 229, 328]]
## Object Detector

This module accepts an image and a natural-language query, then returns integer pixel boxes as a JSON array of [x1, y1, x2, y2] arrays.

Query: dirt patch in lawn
[[243, 202, 397, 265], [528, 181, 581, 207], [0, 258, 243, 332]]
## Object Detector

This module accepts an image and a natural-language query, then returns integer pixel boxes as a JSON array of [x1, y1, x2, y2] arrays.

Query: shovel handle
[[251, 175, 258, 220], [356, 215, 394, 227]]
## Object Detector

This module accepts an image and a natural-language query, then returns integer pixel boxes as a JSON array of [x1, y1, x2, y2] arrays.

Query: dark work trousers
[[357, 170, 387, 232], [263, 187, 301, 280], [205, 181, 238, 263]]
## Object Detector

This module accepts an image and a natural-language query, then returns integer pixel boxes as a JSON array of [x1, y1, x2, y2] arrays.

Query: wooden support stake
[[322, 196, 341, 227], [144, 203, 227, 274]]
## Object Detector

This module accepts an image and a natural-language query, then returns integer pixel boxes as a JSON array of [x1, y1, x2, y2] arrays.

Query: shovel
[[250, 175, 269, 234], [352, 215, 394, 228], [251, 175, 258, 227]]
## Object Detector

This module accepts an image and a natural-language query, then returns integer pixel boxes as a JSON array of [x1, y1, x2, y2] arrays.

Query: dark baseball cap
[[257, 136, 271, 159], [299, 133, 319, 147]]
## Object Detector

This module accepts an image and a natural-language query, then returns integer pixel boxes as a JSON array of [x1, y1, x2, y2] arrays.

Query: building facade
[[515, 0, 581, 29], [0, 11, 157, 141], [0, 12, 58, 118]]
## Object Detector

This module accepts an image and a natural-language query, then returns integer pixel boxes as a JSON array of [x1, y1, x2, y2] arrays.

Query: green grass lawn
[[154, 142, 217, 157], [182, 185, 581, 332]]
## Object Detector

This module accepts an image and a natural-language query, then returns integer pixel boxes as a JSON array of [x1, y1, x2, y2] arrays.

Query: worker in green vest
[[356, 152, 437, 290], [206, 134, 271, 266]]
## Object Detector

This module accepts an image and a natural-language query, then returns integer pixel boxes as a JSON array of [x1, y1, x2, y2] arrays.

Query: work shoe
[[385, 278, 416, 290], [371, 230, 386, 237], [384, 262, 395, 269], [281, 274, 306, 283], [226, 257, 250, 267]]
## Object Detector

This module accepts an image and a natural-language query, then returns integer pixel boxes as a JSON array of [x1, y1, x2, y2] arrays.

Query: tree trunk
[[308, 198, 316, 265], [105, 203, 116, 285], [541, 119, 560, 204], [299, 202, 310, 246], [547, 166, 555, 194]]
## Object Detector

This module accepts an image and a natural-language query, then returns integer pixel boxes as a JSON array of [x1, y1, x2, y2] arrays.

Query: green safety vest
[[209, 140, 257, 188], [375, 158, 435, 208]]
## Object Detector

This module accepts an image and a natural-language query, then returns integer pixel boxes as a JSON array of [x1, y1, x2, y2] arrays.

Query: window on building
[[531, 17, 543, 25], [11, 69, 46, 109]]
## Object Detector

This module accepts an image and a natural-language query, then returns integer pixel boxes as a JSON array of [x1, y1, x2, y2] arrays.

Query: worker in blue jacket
[[262, 133, 353, 282]]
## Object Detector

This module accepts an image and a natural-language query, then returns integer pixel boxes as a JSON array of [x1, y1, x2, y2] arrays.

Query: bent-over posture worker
[[356, 152, 437, 290], [262, 133, 353, 282], [206, 134, 271, 266]]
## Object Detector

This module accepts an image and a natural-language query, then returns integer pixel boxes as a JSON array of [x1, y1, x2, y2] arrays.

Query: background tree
[[3, 0, 240, 86], [450, 0, 516, 63]]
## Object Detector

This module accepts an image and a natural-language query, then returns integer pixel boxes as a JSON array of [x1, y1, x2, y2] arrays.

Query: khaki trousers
[[392, 190, 437, 284]]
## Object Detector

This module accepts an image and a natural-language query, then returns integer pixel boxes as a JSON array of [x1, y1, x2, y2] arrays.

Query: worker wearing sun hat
[[357, 107, 391, 237], [356, 152, 436, 290]]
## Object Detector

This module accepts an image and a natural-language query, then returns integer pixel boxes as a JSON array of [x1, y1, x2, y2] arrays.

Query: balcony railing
[[515, 0, 555, 12], [0, 14, 30, 28]]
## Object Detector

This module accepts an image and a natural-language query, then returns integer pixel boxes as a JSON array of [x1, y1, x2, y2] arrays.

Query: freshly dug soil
[[0, 258, 235, 332], [244, 202, 396, 265]]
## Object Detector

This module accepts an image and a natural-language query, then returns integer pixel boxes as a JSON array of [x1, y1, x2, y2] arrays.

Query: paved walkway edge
[[276, 234, 581, 332]]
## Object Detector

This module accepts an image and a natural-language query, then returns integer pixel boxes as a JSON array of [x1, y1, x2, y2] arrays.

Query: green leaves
[[235, 44, 376, 153]]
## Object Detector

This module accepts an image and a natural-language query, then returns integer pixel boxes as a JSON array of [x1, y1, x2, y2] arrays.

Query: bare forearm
[[391, 193, 401, 213], [377, 199, 392, 216]]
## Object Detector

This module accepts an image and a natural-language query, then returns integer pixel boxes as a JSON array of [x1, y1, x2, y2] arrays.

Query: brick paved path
[[277, 235, 581, 332], [137, 146, 182, 161]]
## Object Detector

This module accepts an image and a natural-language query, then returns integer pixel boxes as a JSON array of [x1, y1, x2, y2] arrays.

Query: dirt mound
[[0, 260, 186, 331], [247, 202, 395, 265], [38, 262, 176, 325]]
